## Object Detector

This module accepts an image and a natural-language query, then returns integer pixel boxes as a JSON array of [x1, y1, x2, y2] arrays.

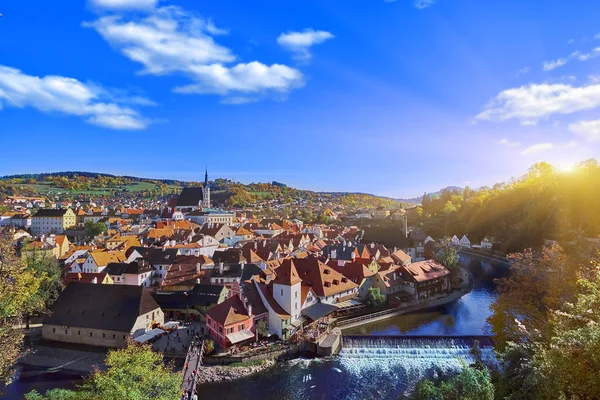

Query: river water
[[1, 254, 508, 399]]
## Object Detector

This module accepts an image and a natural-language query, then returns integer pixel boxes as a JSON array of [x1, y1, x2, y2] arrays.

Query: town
[[0, 171, 497, 396]]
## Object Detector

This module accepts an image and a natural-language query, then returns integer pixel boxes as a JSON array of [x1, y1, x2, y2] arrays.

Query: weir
[[339, 335, 495, 361]]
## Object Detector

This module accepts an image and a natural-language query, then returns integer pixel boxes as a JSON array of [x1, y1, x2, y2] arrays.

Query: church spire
[[204, 167, 208, 187]]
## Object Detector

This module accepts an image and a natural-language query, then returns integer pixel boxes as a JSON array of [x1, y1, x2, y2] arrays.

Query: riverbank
[[196, 360, 276, 384], [334, 268, 473, 332]]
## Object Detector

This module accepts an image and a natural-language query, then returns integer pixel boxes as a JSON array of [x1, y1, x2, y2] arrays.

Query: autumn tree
[[26, 342, 180, 400], [487, 245, 576, 350], [0, 235, 41, 383]]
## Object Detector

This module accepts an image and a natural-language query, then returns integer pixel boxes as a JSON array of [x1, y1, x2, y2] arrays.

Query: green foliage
[[487, 245, 574, 350], [413, 365, 494, 400], [436, 242, 460, 273], [23, 251, 63, 318], [366, 287, 385, 308], [256, 319, 269, 339], [25, 389, 84, 400], [26, 342, 180, 400], [413, 160, 600, 252], [0, 235, 42, 383], [490, 249, 600, 399], [341, 193, 404, 210], [204, 338, 215, 355], [535, 260, 600, 399], [85, 221, 107, 238]]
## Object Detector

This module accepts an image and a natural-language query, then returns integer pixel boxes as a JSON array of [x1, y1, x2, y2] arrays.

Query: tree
[[204, 338, 215, 355], [413, 365, 494, 400], [366, 287, 385, 308], [535, 261, 600, 399], [488, 245, 575, 350], [22, 250, 62, 328], [436, 241, 460, 283], [26, 342, 180, 400], [85, 221, 107, 238], [0, 235, 41, 384], [256, 319, 268, 339]]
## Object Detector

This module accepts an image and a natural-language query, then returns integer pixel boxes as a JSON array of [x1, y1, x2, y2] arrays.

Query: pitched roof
[[33, 209, 69, 218], [206, 295, 251, 326], [175, 187, 204, 208], [105, 261, 153, 276], [402, 260, 450, 282], [390, 249, 411, 264], [287, 258, 358, 297], [273, 259, 302, 286], [44, 283, 159, 332], [242, 281, 268, 316], [89, 251, 126, 267]]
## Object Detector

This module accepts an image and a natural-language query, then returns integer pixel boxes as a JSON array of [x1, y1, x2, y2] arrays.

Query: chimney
[[331, 249, 337, 259], [196, 278, 201, 284], [196, 263, 201, 273], [247, 304, 252, 317], [219, 262, 224, 275], [92, 276, 98, 284]]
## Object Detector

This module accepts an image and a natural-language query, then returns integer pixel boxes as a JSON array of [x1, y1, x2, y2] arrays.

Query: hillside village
[[0, 172, 493, 362]]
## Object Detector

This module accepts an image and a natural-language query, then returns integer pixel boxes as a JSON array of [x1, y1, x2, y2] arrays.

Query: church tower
[[202, 167, 211, 208]]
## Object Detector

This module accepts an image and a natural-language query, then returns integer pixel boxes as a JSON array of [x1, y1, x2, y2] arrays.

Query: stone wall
[[203, 344, 300, 366]]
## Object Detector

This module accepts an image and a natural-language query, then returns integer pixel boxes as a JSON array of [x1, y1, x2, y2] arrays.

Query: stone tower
[[202, 167, 211, 208]]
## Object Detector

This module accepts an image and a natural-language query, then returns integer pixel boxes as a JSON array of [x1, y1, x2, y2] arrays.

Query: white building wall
[[273, 282, 301, 322]]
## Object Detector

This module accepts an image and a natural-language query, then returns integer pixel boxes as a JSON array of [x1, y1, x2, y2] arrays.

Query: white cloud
[[542, 47, 600, 71], [568, 39, 575, 44], [595, 33, 600, 40], [0, 65, 150, 130], [520, 143, 554, 155], [414, 0, 436, 8], [568, 119, 600, 142], [543, 58, 568, 71], [85, 6, 304, 100], [173, 62, 304, 95], [497, 138, 520, 147], [277, 29, 334, 60], [89, 0, 158, 11], [475, 83, 600, 125], [516, 67, 530, 77]]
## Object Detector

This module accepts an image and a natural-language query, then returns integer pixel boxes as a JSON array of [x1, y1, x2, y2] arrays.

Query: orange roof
[[55, 235, 68, 247], [90, 251, 127, 267], [273, 259, 302, 286], [206, 295, 252, 326]]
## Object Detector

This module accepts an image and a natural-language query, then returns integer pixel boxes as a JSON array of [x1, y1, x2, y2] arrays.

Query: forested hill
[[408, 160, 600, 252], [0, 171, 408, 209]]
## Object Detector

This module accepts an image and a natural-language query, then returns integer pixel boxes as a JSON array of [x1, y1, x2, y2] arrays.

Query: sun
[[556, 162, 577, 173]]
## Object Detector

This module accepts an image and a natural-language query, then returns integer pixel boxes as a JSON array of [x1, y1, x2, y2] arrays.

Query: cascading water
[[337, 335, 496, 388]]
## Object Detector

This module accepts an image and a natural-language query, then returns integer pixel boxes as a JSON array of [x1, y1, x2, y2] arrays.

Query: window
[[65, 329, 68, 334], [281, 289, 283, 296], [295, 291, 298, 299], [123, 335, 126, 339], [53, 328, 56, 333], [102, 333, 106, 338], [78, 331, 81, 335], [238, 324, 244, 331], [90, 332, 93, 337]]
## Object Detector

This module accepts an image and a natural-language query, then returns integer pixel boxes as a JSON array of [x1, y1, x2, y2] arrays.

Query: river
[[1, 254, 508, 399]]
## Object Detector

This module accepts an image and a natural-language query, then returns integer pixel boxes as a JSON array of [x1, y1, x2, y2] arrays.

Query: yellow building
[[31, 208, 77, 235]]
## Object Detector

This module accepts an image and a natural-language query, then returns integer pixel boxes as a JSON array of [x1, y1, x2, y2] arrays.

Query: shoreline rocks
[[196, 360, 276, 384]]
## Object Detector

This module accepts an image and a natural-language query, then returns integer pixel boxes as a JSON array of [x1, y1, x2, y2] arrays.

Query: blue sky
[[0, 0, 599, 197]]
